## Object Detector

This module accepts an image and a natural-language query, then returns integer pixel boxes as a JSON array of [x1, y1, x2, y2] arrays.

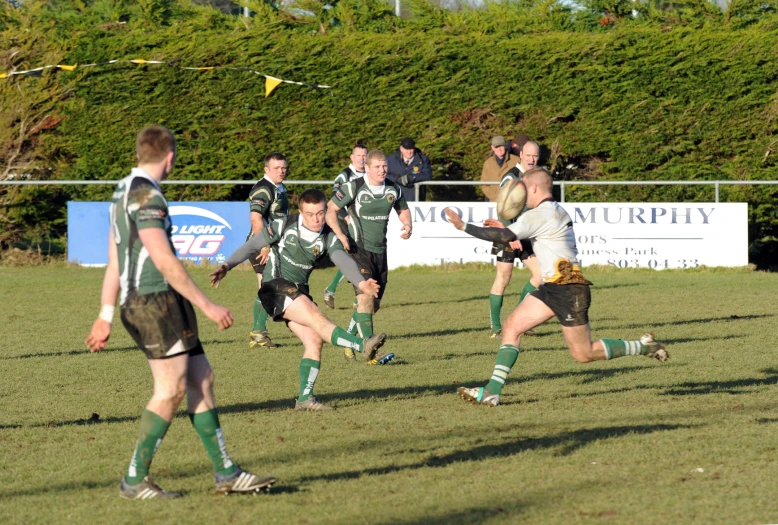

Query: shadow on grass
[[1, 470, 300, 499], [518, 364, 659, 385], [297, 423, 692, 484], [376, 505, 521, 525], [1, 339, 241, 360], [391, 326, 486, 339], [660, 367, 778, 396], [602, 314, 774, 332]]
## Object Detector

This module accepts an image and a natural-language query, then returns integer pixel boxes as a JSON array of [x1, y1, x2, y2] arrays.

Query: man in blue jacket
[[386, 137, 432, 202]]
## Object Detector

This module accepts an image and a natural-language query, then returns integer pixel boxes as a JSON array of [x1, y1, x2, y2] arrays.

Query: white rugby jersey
[[507, 199, 590, 285]]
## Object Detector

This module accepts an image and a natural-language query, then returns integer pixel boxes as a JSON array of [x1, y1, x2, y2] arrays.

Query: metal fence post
[[415, 183, 420, 202], [715, 181, 720, 203], [560, 181, 565, 203]]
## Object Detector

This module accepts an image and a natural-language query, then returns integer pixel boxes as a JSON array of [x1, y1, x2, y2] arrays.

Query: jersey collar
[[348, 164, 366, 176], [130, 167, 161, 189]]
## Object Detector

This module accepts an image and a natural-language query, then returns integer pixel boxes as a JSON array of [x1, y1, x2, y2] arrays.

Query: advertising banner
[[385, 202, 748, 270], [70, 201, 748, 269], [68, 202, 249, 266]]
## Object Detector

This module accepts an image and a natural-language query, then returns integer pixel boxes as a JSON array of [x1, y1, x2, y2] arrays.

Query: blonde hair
[[136, 125, 175, 163], [366, 149, 386, 166], [522, 167, 552, 192]]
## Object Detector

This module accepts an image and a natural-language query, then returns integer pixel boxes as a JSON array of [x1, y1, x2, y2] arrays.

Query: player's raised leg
[[458, 295, 554, 407], [282, 294, 390, 364], [563, 325, 669, 363]]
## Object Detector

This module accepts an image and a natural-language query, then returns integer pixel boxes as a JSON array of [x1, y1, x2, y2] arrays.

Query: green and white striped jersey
[[331, 178, 408, 254], [262, 214, 346, 285], [110, 168, 173, 305]]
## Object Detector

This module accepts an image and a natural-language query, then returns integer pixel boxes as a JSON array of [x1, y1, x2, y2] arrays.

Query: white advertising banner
[[386, 202, 748, 270]]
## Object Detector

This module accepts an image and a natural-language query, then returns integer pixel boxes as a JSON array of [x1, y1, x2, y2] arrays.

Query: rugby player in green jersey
[[323, 144, 368, 309], [444, 168, 668, 407], [325, 150, 413, 362], [209, 189, 391, 411], [246, 152, 290, 349], [85, 126, 276, 499]]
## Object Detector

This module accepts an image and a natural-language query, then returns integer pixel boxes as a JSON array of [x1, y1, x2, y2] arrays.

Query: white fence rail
[[2, 179, 778, 203]]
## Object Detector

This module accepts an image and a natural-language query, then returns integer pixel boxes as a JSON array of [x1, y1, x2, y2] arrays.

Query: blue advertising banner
[[68, 201, 250, 266]]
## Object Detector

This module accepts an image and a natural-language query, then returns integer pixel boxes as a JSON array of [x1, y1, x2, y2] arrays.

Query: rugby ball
[[496, 177, 527, 221]]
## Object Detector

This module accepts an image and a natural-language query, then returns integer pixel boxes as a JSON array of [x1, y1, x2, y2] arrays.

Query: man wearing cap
[[510, 133, 531, 158], [386, 138, 432, 202], [480, 136, 520, 202]]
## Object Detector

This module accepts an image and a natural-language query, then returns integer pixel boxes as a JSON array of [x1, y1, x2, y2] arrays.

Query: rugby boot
[[323, 289, 336, 310], [344, 347, 357, 362], [294, 396, 333, 411], [457, 386, 500, 407], [249, 330, 279, 349], [362, 333, 387, 362], [119, 476, 182, 500], [215, 467, 276, 495], [641, 332, 669, 362], [490, 329, 502, 339], [367, 352, 395, 366]]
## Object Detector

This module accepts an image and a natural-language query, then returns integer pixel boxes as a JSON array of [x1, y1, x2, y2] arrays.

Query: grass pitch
[[1, 265, 777, 524]]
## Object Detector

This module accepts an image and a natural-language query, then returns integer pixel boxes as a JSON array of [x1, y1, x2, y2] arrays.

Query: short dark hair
[[136, 125, 175, 164], [353, 143, 368, 153], [264, 152, 287, 165], [299, 189, 326, 206]]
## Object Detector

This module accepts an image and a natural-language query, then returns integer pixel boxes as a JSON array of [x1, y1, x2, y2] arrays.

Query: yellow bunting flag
[[58, 64, 78, 71], [265, 76, 283, 98]]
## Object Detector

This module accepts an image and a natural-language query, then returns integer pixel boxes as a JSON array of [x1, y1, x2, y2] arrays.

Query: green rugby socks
[[600, 339, 650, 359], [518, 281, 538, 304], [189, 409, 237, 476], [298, 358, 321, 402], [485, 344, 520, 395], [331, 326, 362, 352], [326, 271, 344, 294], [489, 294, 503, 333], [125, 409, 170, 485], [353, 313, 373, 338], [252, 297, 267, 332]]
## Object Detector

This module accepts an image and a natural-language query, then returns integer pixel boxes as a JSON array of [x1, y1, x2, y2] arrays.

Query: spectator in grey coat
[[386, 138, 432, 202]]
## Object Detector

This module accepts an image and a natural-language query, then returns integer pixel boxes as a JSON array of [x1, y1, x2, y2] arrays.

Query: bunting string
[[0, 58, 331, 97]]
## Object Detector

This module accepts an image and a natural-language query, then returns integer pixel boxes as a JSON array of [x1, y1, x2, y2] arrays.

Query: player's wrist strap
[[99, 304, 115, 323]]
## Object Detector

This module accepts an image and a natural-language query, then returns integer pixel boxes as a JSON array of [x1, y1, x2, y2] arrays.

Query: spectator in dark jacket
[[386, 138, 432, 202]]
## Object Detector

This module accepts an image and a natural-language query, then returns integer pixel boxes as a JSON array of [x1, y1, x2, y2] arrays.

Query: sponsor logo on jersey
[[169, 206, 232, 261], [313, 246, 320, 257], [387, 195, 395, 203], [335, 190, 345, 200], [138, 208, 166, 221]]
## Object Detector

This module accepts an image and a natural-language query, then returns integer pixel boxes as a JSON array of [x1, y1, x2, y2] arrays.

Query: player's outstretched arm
[[85, 230, 120, 353], [139, 228, 233, 330], [444, 207, 517, 244], [329, 250, 381, 296], [398, 208, 412, 239], [209, 232, 271, 287], [325, 200, 350, 252]]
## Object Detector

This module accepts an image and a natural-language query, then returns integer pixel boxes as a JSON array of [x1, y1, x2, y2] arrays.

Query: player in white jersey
[[444, 167, 669, 407]]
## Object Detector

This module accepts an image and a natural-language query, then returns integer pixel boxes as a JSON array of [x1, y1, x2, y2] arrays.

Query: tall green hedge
[[2, 0, 777, 265]]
